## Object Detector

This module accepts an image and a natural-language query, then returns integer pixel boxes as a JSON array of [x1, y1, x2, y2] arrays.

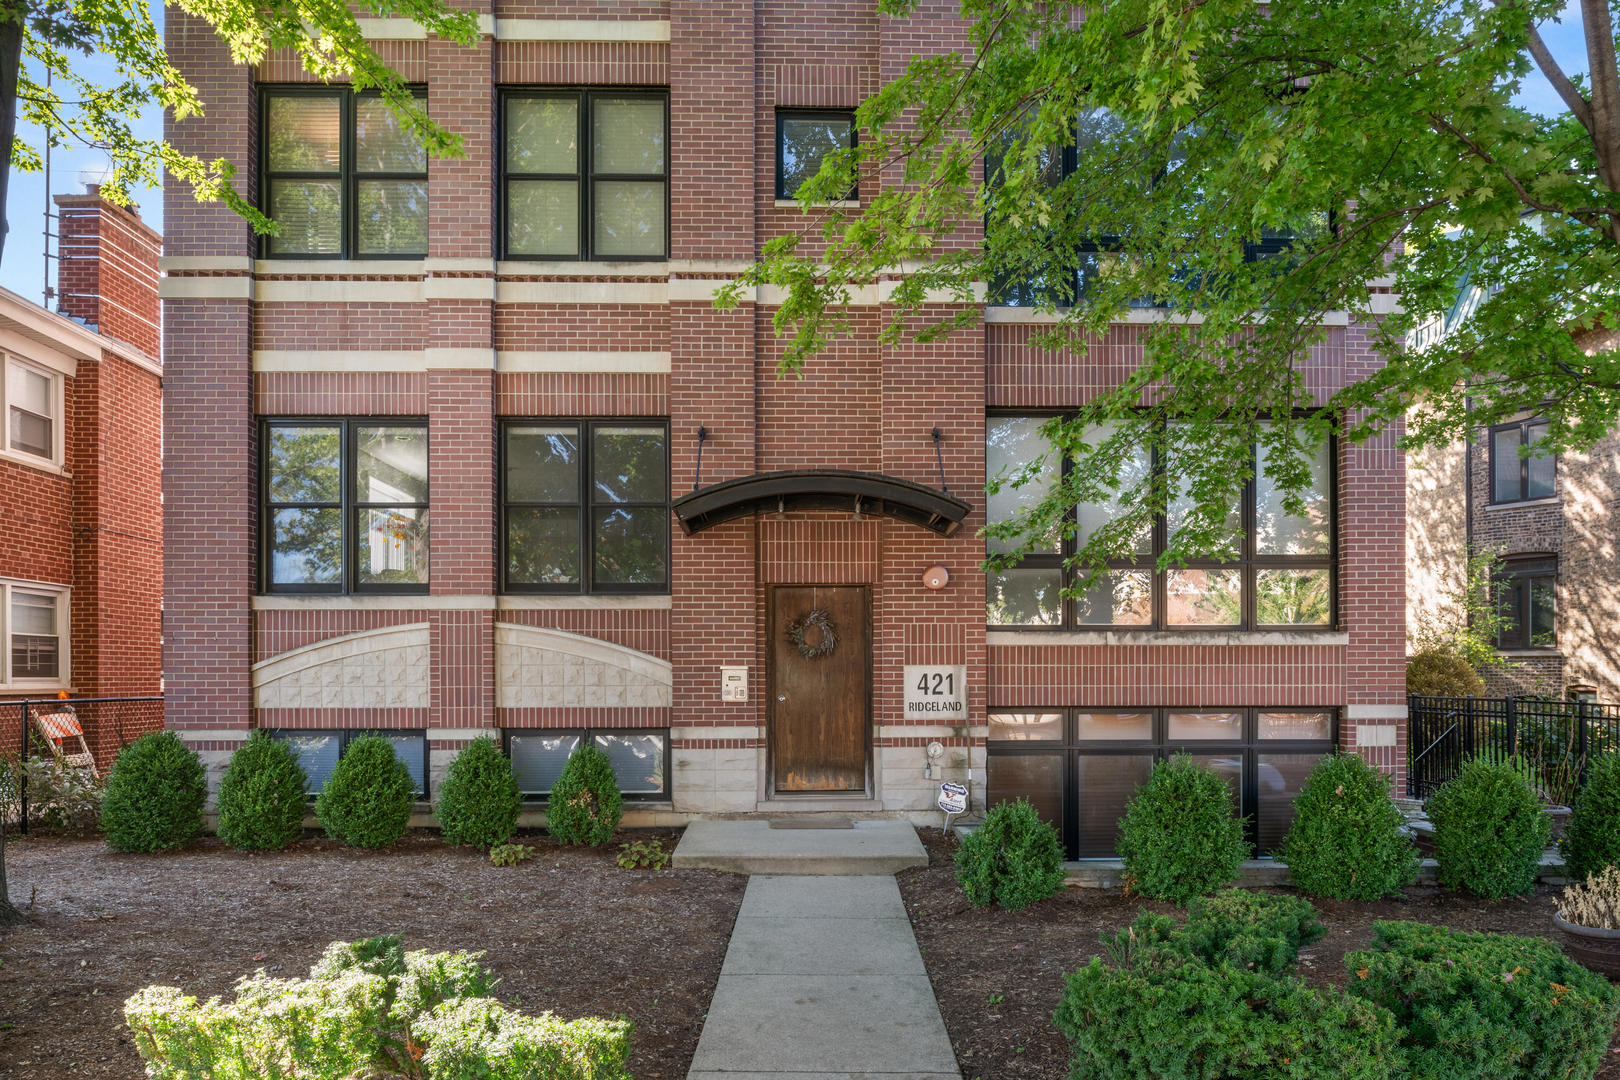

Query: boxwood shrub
[[125, 935, 633, 1080], [955, 797, 1065, 910], [314, 734, 415, 849], [1117, 754, 1249, 904], [1347, 921, 1620, 1080], [1426, 757, 1550, 898], [1561, 752, 1620, 884], [546, 742, 622, 846], [102, 731, 207, 853], [436, 736, 521, 850], [1280, 753, 1420, 900], [216, 733, 308, 851]]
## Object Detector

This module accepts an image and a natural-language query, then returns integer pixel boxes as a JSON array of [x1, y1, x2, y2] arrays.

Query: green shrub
[[1347, 921, 1620, 1080], [617, 838, 670, 870], [1055, 947, 1398, 1080], [436, 736, 521, 850], [489, 842, 534, 867], [125, 935, 633, 1080], [1123, 890, 1327, 975], [1280, 753, 1420, 900], [545, 743, 622, 846], [1407, 647, 1485, 696], [1426, 756, 1551, 898], [1561, 753, 1620, 884], [215, 733, 308, 851], [1117, 755, 1249, 904], [314, 734, 415, 849], [954, 798, 1066, 910], [102, 732, 206, 853], [2, 754, 103, 832]]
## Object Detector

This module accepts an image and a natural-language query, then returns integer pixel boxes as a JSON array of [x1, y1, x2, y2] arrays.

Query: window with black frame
[[986, 416, 1333, 629], [505, 729, 668, 798], [776, 110, 856, 200], [985, 707, 1335, 857], [261, 88, 428, 258], [262, 419, 430, 593], [502, 89, 668, 259], [501, 419, 669, 593], [1495, 555, 1556, 650], [1489, 418, 1556, 503], [268, 729, 429, 798]]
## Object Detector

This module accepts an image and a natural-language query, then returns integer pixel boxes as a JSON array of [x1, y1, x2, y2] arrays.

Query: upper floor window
[[776, 110, 856, 200], [4, 356, 62, 466], [262, 419, 429, 593], [502, 89, 668, 260], [1495, 555, 1555, 650], [501, 419, 669, 593], [986, 415, 1334, 630], [0, 579, 68, 688], [1489, 419, 1555, 503], [262, 87, 428, 258]]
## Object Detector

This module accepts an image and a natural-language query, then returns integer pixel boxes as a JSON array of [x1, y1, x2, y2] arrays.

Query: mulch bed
[[0, 830, 744, 1080], [897, 827, 1620, 1080]]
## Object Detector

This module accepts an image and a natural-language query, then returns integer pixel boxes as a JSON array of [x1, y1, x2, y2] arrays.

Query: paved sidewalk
[[687, 874, 961, 1080]]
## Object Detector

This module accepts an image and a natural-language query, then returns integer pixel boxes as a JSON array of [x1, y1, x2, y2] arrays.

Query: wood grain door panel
[[769, 586, 869, 793]]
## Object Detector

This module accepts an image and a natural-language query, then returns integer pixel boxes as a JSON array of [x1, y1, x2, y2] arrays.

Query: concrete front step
[[672, 817, 928, 875]]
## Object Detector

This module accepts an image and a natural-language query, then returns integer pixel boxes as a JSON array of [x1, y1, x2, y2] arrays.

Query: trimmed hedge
[[1407, 648, 1485, 696], [1347, 921, 1620, 1080], [314, 734, 415, 849], [102, 731, 207, 853], [436, 736, 521, 850], [125, 935, 633, 1080], [955, 798, 1065, 910], [216, 733, 308, 851], [1117, 754, 1249, 904], [1427, 757, 1551, 898], [1561, 753, 1620, 884], [545, 742, 622, 846], [1280, 753, 1420, 900]]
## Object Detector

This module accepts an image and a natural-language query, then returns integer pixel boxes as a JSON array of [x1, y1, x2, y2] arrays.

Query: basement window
[[505, 730, 668, 799], [268, 729, 428, 798]]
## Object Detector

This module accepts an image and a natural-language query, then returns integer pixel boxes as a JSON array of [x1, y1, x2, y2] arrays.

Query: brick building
[[1407, 323, 1620, 702], [0, 188, 164, 759], [161, 1, 1407, 857]]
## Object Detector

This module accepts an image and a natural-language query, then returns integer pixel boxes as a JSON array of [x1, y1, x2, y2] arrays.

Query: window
[[4, 357, 62, 466], [502, 90, 668, 260], [505, 729, 668, 799], [986, 416, 1333, 630], [261, 87, 428, 258], [986, 707, 1335, 857], [1489, 419, 1556, 503], [501, 419, 669, 593], [1495, 555, 1556, 650], [775, 110, 856, 200], [262, 419, 430, 594], [269, 729, 429, 797], [0, 579, 68, 687]]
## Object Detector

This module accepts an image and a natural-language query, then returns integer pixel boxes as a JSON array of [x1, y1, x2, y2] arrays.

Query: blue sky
[[0, 2, 1600, 302]]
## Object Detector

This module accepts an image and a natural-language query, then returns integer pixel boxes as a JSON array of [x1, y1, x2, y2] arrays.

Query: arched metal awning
[[672, 469, 972, 537]]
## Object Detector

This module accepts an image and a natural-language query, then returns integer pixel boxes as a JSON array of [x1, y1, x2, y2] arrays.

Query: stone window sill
[[1484, 497, 1560, 511]]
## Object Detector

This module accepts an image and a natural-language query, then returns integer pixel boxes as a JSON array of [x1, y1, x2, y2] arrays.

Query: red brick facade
[[161, 1, 1408, 837], [0, 191, 163, 765]]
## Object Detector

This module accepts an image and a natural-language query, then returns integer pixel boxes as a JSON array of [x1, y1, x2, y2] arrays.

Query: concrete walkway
[[687, 874, 961, 1080]]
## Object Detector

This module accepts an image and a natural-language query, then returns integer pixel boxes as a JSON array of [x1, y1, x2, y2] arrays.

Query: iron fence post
[[16, 700, 28, 835], [1577, 700, 1590, 789], [1504, 695, 1517, 762]]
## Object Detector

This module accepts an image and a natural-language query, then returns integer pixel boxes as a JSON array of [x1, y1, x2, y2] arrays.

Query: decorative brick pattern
[[255, 372, 429, 415], [496, 372, 667, 416], [496, 41, 668, 85], [989, 645, 1347, 707]]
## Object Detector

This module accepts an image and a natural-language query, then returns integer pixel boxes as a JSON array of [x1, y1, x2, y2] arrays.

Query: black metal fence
[[1408, 694, 1620, 803], [6, 696, 164, 833]]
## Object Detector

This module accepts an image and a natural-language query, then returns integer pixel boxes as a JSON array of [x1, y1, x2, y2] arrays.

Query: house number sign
[[903, 665, 967, 720]]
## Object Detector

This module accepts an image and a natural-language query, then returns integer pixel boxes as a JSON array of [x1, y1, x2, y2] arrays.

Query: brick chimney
[[52, 185, 162, 357]]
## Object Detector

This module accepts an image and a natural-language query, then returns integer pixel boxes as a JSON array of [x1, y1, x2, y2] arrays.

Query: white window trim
[[2, 354, 67, 472], [0, 578, 70, 691]]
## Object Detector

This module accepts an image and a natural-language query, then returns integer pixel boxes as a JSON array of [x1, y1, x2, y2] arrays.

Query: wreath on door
[[787, 609, 838, 660]]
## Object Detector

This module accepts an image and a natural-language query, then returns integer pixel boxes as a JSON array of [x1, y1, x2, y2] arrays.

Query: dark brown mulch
[[897, 827, 1620, 1080], [0, 830, 744, 1080]]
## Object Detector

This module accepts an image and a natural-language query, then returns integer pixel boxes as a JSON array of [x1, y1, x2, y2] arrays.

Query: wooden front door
[[769, 586, 870, 794]]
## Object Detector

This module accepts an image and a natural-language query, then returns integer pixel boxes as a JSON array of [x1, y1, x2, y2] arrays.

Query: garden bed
[[897, 827, 1620, 1080], [0, 830, 744, 1080]]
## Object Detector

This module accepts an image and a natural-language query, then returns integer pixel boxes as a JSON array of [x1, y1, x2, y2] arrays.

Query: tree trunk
[[0, 811, 21, 927], [0, 1, 25, 269]]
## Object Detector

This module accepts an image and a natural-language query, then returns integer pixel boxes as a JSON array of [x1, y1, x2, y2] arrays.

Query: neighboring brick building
[[161, 1, 1407, 857], [1407, 323, 1620, 702], [0, 188, 164, 761]]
